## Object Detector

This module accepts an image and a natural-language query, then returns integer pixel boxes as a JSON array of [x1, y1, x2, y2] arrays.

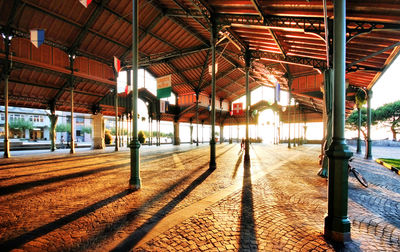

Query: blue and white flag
[[275, 83, 280, 102], [30, 29, 45, 48]]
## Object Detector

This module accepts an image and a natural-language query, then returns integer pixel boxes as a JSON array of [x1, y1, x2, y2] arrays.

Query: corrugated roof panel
[[92, 11, 131, 47], [140, 36, 174, 56], [171, 51, 207, 70], [210, 0, 258, 15], [184, 68, 202, 82]]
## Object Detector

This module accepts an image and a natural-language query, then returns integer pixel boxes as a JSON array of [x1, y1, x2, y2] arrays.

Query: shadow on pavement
[[0, 162, 129, 196], [239, 160, 258, 251], [232, 151, 243, 179], [0, 189, 131, 250], [111, 168, 215, 251]]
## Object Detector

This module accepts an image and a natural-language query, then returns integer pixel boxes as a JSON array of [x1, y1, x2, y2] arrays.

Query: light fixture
[[1, 33, 5, 39]]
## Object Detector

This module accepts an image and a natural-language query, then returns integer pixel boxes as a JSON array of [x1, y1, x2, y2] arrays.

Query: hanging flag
[[275, 83, 280, 102], [125, 84, 131, 95], [79, 0, 92, 8], [232, 103, 243, 115], [30, 29, 45, 48], [160, 100, 166, 113], [157, 75, 172, 98], [114, 56, 121, 73]]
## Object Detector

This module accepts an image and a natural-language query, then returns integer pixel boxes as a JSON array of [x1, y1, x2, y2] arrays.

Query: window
[[76, 117, 84, 126], [10, 114, 22, 122], [40, 116, 44, 122], [0, 113, 4, 121]]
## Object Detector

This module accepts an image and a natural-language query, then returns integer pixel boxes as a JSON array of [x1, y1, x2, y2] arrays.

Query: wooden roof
[[1, 0, 400, 121]]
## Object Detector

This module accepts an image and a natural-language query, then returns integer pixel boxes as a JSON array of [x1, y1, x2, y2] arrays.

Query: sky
[[117, 54, 400, 142], [371, 54, 400, 108]]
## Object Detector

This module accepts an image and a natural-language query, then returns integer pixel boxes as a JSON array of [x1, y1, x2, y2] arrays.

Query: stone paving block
[[1, 144, 400, 251]]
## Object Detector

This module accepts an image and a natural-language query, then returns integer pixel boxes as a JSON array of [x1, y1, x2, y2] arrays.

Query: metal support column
[[115, 87, 119, 151], [356, 108, 361, 153], [196, 92, 199, 146], [129, 0, 141, 190], [69, 55, 75, 154], [190, 119, 193, 144], [209, 23, 217, 170], [324, 0, 353, 243], [202, 120, 204, 144], [3, 34, 12, 158], [288, 95, 291, 149], [365, 90, 372, 159], [244, 50, 251, 162], [293, 102, 297, 147]]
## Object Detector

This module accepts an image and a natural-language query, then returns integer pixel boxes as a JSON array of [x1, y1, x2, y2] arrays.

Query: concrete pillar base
[[93, 137, 105, 149], [92, 114, 105, 149]]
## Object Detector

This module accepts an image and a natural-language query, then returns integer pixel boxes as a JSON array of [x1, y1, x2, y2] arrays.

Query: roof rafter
[[252, 51, 326, 69], [69, 0, 111, 54], [149, 0, 209, 46], [166, 60, 197, 90], [170, 0, 209, 31], [197, 49, 210, 90]]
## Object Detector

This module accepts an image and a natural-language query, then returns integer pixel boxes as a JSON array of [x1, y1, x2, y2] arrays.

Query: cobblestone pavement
[[0, 144, 399, 251]]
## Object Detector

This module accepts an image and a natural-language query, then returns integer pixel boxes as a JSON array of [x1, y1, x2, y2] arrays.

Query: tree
[[374, 100, 400, 141], [346, 108, 377, 142], [8, 119, 33, 138], [81, 126, 92, 135], [56, 123, 71, 133], [138, 130, 146, 143]]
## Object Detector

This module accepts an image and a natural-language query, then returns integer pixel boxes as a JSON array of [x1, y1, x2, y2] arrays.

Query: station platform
[[0, 144, 399, 251]]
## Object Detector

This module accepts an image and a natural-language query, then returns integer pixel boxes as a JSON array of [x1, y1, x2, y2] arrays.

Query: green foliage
[[9, 119, 34, 132], [374, 100, 400, 140], [56, 123, 71, 133], [138, 130, 146, 143], [105, 129, 112, 144], [81, 126, 92, 135], [355, 88, 367, 108]]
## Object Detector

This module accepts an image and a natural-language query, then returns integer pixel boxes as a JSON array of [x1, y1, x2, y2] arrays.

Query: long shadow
[[111, 168, 214, 251], [232, 151, 243, 179], [0, 160, 119, 182], [0, 189, 131, 250], [0, 152, 122, 169], [0, 161, 129, 196], [239, 161, 258, 251], [67, 164, 210, 251]]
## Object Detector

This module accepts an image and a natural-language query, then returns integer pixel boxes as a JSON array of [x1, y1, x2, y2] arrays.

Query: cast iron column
[[129, 0, 141, 190], [356, 107, 361, 153], [365, 90, 372, 159], [324, 0, 353, 243], [288, 95, 291, 148], [209, 23, 217, 170], [190, 119, 193, 144], [3, 35, 11, 158], [69, 55, 75, 154], [115, 87, 119, 151], [196, 91, 199, 146], [244, 50, 251, 162], [293, 102, 297, 147]]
